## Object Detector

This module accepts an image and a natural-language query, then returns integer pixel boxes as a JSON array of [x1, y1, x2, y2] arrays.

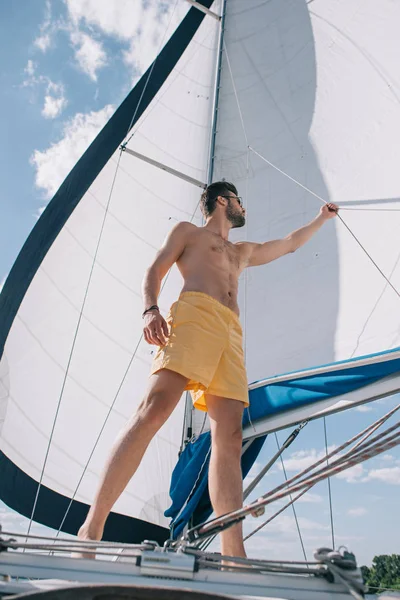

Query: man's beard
[[226, 203, 245, 228]]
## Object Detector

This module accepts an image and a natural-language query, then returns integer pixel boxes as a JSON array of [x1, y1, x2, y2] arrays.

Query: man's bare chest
[[207, 239, 241, 269]]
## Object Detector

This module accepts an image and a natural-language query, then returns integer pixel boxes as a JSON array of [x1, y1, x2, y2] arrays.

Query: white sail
[[183, 0, 400, 445], [0, 1, 221, 537], [1, 0, 400, 541], [212, 0, 400, 402]]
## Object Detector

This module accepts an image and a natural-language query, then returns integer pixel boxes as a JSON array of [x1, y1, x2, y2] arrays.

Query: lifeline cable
[[185, 408, 400, 543]]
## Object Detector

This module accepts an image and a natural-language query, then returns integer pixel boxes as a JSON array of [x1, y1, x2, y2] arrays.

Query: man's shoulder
[[169, 221, 197, 234], [174, 221, 201, 237], [178, 221, 198, 230]]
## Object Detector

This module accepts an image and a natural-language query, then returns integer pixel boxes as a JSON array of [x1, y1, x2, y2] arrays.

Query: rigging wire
[[44, 0, 200, 541], [224, 42, 255, 431], [223, 37, 400, 552], [53, 2, 228, 544], [223, 42, 400, 302], [323, 417, 335, 550], [249, 146, 400, 301], [199, 421, 308, 551], [26, 149, 125, 542], [53, 196, 204, 542], [223, 42, 249, 147], [29, 0, 400, 555], [182, 34, 400, 553], [50, 3, 227, 542], [123, 0, 181, 147], [188, 418, 400, 544], [196, 402, 400, 543], [274, 433, 308, 562]]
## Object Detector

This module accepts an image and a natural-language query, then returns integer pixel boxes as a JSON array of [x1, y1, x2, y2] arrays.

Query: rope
[[340, 207, 400, 212], [244, 404, 399, 539], [242, 427, 400, 522], [249, 145, 400, 301], [243, 487, 309, 542], [186, 406, 400, 542], [193, 430, 400, 541], [234, 404, 399, 543]]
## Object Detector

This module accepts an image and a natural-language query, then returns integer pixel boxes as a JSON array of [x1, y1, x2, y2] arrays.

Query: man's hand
[[320, 202, 339, 220], [143, 310, 169, 346]]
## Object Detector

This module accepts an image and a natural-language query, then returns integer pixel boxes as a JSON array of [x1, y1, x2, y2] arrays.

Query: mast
[[180, 0, 227, 451]]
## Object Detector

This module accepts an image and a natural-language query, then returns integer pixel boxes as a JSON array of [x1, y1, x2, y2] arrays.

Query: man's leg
[[206, 395, 245, 559], [78, 369, 188, 550]]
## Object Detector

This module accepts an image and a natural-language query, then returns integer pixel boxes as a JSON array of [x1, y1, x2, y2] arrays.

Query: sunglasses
[[220, 195, 243, 207]]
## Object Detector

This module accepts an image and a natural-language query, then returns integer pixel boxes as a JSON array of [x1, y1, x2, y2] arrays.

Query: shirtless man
[[77, 181, 338, 558]]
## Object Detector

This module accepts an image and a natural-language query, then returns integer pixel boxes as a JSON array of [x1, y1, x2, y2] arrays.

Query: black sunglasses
[[220, 195, 243, 207]]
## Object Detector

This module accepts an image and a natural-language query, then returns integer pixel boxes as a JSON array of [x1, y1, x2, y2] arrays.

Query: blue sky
[[1, 0, 400, 570]]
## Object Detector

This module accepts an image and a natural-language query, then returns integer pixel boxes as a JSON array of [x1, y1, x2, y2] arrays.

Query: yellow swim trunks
[[150, 291, 249, 411]]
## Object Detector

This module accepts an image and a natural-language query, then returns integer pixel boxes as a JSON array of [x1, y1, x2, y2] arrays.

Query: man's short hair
[[200, 181, 238, 218]]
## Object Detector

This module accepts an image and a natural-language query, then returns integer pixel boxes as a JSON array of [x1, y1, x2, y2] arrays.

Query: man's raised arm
[[243, 203, 338, 268]]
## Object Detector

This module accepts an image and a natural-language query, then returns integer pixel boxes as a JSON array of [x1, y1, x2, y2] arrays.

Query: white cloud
[[33, 0, 60, 53], [269, 515, 329, 534], [64, 0, 189, 78], [42, 80, 68, 119], [244, 461, 263, 481], [280, 447, 369, 484], [280, 447, 336, 472], [244, 514, 329, 538], [354, 405, 373, 413], [296, 492, 323, 504], [42, 95, 68, 119], [335, 463, 365, 483], [22, 60, 41, 88], [35, 33, 52, 52], [381, 454, 395, 462], [30, 104, 114, 199], [366, 466, 400, 485], [22, 62, 67, 119], [70, 30, 107, 81], [25, 59, 36, 78], [347, 506, 368, 517]]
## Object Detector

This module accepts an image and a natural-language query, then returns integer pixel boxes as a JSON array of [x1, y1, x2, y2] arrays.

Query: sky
[[0, 0, 400, 572]]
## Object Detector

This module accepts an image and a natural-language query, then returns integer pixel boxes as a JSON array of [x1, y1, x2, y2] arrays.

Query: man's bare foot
[[72, 522, 103, 559]]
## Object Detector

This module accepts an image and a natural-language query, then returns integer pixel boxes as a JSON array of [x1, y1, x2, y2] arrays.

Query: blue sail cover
[[249, 349, 400, 423], [166, 413, 266, 539], [167, 347, 400, 537]]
